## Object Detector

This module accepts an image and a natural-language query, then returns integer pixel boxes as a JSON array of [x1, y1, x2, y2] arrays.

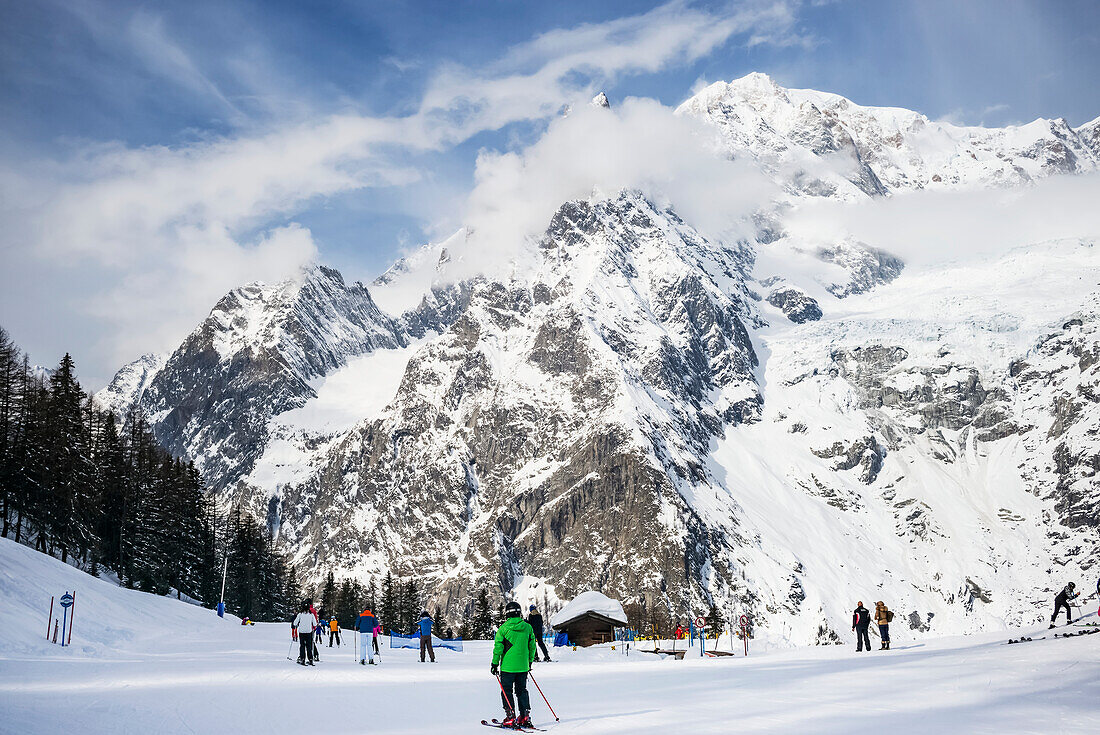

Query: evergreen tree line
[[0, 326, 296, 621], [314, 570, 460, 638]]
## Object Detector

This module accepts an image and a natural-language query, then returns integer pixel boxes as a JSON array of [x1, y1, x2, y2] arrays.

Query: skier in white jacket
[[292, 602, 318, 665]]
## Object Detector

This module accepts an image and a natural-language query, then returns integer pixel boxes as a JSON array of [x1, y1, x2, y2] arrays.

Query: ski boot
[[500, 715, 517, 729], [517, 713, 533, 729], [360, 659, 366, 665]]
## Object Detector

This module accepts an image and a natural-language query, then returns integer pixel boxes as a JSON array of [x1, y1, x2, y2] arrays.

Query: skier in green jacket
[[491, 600, 537, 729]]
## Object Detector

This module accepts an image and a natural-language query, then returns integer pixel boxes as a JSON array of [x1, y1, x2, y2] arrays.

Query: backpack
[[886, 610, 894, 623]]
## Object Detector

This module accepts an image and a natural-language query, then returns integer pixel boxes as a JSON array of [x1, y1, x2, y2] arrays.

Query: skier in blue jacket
[[417, 611, 436, 662], [355, 608, 378, 665]]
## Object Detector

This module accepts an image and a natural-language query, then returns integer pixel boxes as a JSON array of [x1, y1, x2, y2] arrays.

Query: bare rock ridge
[[97, 74, 1100, 643]]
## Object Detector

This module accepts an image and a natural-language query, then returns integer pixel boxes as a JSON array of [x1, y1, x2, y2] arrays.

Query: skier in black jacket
[[526, 605, 551, 662], [852, 602, 871, 652], [1049, 582, 1079, 628]]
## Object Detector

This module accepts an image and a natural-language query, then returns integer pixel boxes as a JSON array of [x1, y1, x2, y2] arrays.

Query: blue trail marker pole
[[59, 592, 74, 648]]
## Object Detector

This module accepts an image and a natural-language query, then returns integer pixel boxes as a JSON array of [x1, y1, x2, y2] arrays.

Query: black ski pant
[[299, 633, 314, 662], [420, 634, 435, 662], [500, 671, 531, 717], [878, 624, 890, 642], [855, 624, 871, 651], [1051, 597, 1072, 624], [534, 635, 550, 661], [329, 629, 341, 646]]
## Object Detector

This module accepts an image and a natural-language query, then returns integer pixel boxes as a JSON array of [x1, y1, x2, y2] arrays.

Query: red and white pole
[[67, 591, 76, 645]]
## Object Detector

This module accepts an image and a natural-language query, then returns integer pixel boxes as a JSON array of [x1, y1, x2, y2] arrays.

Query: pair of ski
[[481, 719, 545, 731], [1007, 627, 1100, 644], [1054, 628, 1100, 639]]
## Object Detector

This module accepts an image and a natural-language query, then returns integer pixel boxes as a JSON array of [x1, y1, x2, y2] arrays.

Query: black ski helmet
[[1069, 582, 1076, 589], [505, 601, 522, 618]]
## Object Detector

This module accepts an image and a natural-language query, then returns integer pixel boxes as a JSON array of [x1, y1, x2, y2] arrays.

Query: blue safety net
[[389, 632, 464, 652]]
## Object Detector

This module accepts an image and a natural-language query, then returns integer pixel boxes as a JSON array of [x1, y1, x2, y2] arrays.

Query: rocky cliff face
[[98, 75, 1100, 643], [265, 192, 762, 616], [106, 266, 406, 492]]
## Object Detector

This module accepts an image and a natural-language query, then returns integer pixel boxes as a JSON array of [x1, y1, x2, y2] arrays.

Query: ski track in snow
[[3, 538, 1100, 734]]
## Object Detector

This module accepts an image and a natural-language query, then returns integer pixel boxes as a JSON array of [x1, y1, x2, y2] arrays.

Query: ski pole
[[529, 673, 559, 722], [287, 638, 296, 661], [495, 675, 516, 719]]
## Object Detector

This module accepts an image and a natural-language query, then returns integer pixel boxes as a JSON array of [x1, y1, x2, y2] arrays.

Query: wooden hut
[[549, 591, 628, 647]]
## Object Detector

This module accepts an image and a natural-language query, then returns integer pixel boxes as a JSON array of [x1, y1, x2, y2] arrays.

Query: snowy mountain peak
[[591, 91, 610, 109], [678, 74, 1099, 196], [94, 352, 168, 417]]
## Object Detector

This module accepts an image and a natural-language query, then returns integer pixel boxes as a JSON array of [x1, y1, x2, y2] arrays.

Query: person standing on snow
[[874, 601, 892, 650], [527, 604, 551, 662], [328, 616, 341, 647], [417, 610, 436, 663], [491, 601, 537, 729], [1049, 582, 1080, 628], [292, 601, 318, 665], [306, 600, 321, 661], [852, 601, 872, 652], [355, 608, 378, 665]]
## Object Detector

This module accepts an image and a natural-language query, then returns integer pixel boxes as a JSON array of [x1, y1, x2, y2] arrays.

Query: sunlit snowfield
[[2, 537, 1098, 735]]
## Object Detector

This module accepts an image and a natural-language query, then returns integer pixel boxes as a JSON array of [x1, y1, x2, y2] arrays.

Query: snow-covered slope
[[96, 75, 1100, 647], [3, 537, 1099, 735]]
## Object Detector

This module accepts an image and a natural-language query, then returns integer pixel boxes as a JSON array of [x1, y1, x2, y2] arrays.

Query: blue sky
[[1, 0, 1098, 384]]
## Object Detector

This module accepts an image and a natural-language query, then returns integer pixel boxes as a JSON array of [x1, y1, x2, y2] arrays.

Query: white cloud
[[782, 172, 1100, 268], [418, 1, 806, 143], [1, 1, 809, 383], [445, 98, 778, 284]]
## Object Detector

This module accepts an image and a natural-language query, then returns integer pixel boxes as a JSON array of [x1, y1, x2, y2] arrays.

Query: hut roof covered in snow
[[550, 591, 628, 628]]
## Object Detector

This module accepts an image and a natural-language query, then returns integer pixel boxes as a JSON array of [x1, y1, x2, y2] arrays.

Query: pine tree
[[399, 580, 419, 633], [320, 570, 338, 615], [334, 578, 355, 628], [0, 326, 20, 539], [43, 354, 97, 562], [93, 413, 127, 574], [379, 571, 395, 631], [706, 602, 725, 639], [13, 356, 49, 546], [471, 588, 493, 640]]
